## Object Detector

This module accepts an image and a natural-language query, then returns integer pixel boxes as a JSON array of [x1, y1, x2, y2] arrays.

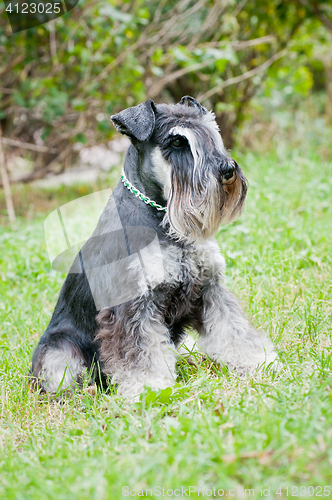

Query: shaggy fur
[[30, 96, 277, 400]]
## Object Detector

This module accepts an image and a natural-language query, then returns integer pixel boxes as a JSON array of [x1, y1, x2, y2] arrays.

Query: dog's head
[[111, 97, 247, 241]]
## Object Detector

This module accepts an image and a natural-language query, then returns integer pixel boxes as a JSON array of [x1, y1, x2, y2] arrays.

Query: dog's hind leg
[[197, 282, 278, 375], [96, 304, 177, 401], [30, 338, 88, 393]]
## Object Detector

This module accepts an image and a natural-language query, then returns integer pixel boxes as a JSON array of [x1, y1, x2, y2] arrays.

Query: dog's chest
[[146, 238, 225, 330], [158, 238, 225, 293]]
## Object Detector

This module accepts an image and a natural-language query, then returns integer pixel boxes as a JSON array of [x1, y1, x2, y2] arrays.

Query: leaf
[[151, 66, 164, 77], [172, 46, 191, 63], [144, 386, 173, 406], [75, 133, 87, 144], [99, 5, 132, 23], [222, 450, 274, 464], [68, 428, 84, 437], [206, 47, 238, 65]]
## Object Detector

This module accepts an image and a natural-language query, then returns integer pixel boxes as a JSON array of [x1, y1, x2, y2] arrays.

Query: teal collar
[[120, 169, 167, 213]]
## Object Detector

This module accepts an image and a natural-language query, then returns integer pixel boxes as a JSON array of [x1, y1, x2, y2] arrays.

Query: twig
[[195, 36, 276, 51], [45, 143, 72, 172], [49, 20, 58, 67], [197, 49, 288, 102], [9, 143, 73, 185], [0, 55, 25, 77], [231, 36, 276, 50], [231, 0, 248, 18], [148, 39, 282, 99], [187, 2, 227, 51], [184, 36, 276, 60], [0, 129, 16, 225], [295, 0, 332, 32], [148, 56, 229, 98], [1, 137, 58, 154]]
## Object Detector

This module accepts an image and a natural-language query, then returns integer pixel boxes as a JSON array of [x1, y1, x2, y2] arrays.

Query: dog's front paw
[[117, 377, 175, 402], [221, 350, 282, 376], [257, 351, 282, 373]]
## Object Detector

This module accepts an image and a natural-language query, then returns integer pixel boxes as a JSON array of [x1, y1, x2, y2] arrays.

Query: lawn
[[0, 147, 331, 499]]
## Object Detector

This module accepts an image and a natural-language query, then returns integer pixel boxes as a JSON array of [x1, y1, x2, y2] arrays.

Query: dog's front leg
[[96, 305, 177, 402], [198, 283, 278, 375]]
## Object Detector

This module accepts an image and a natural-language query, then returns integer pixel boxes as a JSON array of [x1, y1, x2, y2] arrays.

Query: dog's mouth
[[165, 172, 246, 242], [162, 152, 248, 242]]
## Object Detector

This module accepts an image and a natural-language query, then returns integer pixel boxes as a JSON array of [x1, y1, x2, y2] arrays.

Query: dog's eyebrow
[[169, 126, 201, 173], [169, 126, 196, 144]]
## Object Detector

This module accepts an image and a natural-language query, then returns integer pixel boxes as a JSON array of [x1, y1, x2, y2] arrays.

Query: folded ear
[[180, 96, 208, 116], [111, 99, 156, 141]]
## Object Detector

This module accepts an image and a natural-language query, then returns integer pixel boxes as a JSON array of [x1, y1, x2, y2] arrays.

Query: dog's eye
[[171, 137, 186, 148]]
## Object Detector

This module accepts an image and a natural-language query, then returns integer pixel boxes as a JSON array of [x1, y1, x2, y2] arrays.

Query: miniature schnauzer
[[30, 96, 277, 399]]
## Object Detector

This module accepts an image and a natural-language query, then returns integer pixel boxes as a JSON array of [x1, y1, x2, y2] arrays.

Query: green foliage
[[0, 0, 152, 160], [1, 0, 331, 167]]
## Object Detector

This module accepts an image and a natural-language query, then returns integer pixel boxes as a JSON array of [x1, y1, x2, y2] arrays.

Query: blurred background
[[0, 0, 332, 222]]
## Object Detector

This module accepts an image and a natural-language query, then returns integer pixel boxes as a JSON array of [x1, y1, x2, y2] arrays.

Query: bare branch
[[197, 49, 288, 102], [1, 137, 58, 154], [295, 0, 332, 32], [231, 0, 248, 18], [0, 55, 25, 77], [0, 88, 14, 94], [10, 143, 73, 185], [0, 129, 16, 225], [37, 143, 72, 173], [148, 56, 228, 98], [232, 36, 276, 50], [187, 2, 228, 51], [195, 36, 276, 51], [49, 20, 58, 66]]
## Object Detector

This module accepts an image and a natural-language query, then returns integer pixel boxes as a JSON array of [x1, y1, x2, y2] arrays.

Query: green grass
[[1, 148, 332, 500]]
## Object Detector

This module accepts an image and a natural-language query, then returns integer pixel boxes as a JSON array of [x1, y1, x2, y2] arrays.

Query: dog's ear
[[180, 96, 208, 115], [111, 99, 156, 141]]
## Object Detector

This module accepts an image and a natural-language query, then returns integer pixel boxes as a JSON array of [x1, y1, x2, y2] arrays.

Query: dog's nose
[[220, 160, 236, 181]]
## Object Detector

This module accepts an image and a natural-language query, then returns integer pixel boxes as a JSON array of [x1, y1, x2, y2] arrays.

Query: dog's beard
[[165, 170, 247, 242]]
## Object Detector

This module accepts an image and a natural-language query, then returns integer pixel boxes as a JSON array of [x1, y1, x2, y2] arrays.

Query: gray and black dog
[[31, 96, 277, 400]]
